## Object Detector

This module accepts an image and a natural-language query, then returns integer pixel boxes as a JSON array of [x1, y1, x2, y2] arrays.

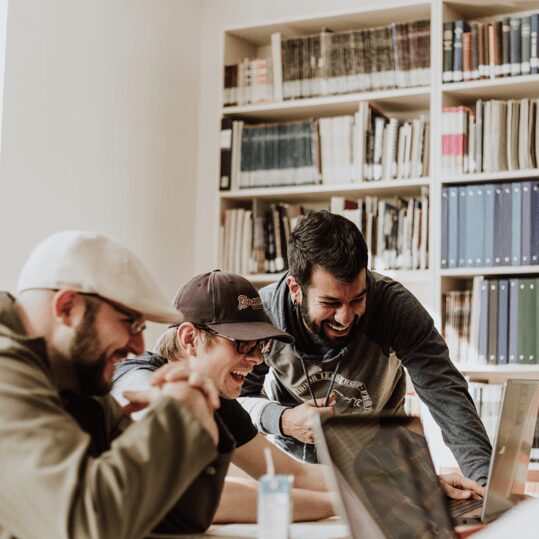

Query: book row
[[222, 18, 430, 106], [441, 181, 539, 269], [220, 204, 306, 276], [443, 14, 539, 83], [441, 99, 539, 176], [443, 276, 539, 366], [219, 191, 428, 275], [219, 108, 429, 190], [223, 58, 273, 107], [278, 20, 430, 100], [330, 190, 429, 272]]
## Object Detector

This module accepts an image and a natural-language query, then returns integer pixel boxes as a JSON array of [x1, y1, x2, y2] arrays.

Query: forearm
[[237, 395, 289, 435], [213, 476, 334, 523]]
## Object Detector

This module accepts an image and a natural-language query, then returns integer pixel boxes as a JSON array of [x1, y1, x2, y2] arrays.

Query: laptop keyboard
[[448, 498, 483, 517]]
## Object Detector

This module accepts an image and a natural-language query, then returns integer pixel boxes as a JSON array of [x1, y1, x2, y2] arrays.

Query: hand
[[439, 473, 485, 500], [123, 365, 220, 445], [281, 396, 335, 444], [150, 362, 220, 410]]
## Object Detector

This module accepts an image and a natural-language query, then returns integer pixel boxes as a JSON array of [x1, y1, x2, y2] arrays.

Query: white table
[[148, 517, 350, 538]]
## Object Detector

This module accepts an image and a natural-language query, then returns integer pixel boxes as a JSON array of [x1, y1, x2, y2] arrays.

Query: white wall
[[194, 0, 399, 273], [0, 0, 203, 342]]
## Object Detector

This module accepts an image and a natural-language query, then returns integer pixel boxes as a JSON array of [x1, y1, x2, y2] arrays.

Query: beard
[[70, 302, 110, 396], [299, 291, 358, 347]]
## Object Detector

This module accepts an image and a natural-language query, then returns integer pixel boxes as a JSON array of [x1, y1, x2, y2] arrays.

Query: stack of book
[[442, 290, 472, 365], [441, 99, 539, 176], [220, 203, 306, 275], [443, 14, 539, 83], [445, 276, 538, 365], [219, 106, 429, 190], [223, 58, 273, 106], [441, 180, 539, 269], [467, 381, 504, 442], [330, 187, 429, 271], [278, 19, 430, 100]]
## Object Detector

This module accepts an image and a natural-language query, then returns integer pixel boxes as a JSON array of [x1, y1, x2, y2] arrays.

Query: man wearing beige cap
[[0, 231, 233, 539], [113, 270, 334, 523]]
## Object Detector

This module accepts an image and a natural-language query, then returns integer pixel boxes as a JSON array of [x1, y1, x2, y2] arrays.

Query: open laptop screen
[[318, 415, 456, 539]]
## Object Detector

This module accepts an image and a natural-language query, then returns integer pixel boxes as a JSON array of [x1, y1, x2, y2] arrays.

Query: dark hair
[[288, 210, 368, 287]]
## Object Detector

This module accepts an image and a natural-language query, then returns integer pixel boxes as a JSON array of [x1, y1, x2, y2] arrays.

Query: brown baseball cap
[[172, 270, 294, 344]]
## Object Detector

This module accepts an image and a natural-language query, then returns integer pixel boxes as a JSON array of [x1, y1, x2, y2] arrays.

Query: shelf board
[[454, 363, 539, 374], [442, 74, 539, 101], [244, 269, 432, 285], [220, 178, 430, 202], [222, 87, 430, 121], [442, 169, 539, 184], [224, 1, 432, 45], [441, 266, 539, 278], [244, 273, 285, 285]]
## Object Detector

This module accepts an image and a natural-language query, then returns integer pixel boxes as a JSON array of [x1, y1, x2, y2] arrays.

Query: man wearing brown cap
[[0, 231, 232, 539], [113, 270, 334, 523]]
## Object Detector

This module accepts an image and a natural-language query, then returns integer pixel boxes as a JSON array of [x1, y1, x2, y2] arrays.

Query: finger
[[326, 393, 336, 405], [441, 482, 472, 500], [188, 372, 220, 409], [122, 389, 153, 404], [457, 478, 485, 498], [318, 406, 336, 419], [305, 397, 329, 407], [150, 363, 178, 386], [121, 401, 149, 415]]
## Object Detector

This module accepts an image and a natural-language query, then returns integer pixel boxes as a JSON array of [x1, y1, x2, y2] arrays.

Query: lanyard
[[299, 355, 342, 408]]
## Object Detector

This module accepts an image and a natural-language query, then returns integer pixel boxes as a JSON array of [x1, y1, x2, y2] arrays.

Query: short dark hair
[[288, 210, 368, 287]]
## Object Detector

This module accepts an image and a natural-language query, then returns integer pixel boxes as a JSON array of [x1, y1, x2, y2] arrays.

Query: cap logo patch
[[238, 295, 263, 310]]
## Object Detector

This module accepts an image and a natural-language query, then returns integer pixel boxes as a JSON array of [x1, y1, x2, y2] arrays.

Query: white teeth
[[327, 323, 349, 332], [230, 370, 249, 376]]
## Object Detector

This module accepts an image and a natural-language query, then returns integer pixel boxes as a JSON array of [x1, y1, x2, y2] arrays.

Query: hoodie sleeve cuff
[[260, 402, 291, 436]]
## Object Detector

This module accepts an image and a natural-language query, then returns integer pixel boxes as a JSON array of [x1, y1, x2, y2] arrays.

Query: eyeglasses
[[84, 293, 146, 336], [195, 324, 272, 355]]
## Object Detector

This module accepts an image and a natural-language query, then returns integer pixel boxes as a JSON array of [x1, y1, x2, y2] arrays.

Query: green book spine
[[517, 278, 537, 364]]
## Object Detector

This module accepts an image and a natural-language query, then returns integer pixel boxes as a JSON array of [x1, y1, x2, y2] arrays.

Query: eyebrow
[[319, 288, 368, 302]]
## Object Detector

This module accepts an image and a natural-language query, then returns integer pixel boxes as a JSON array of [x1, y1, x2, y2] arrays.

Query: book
[[487, 280, 499, 365], [442, 21, 454, 82], [271, 32, 284, 102], [521, 181, 532, 265], [219, 118, 234, 191], [508, 278, 520, 364], [510, 17, 522, 76], [532, 181, 539, 265], [517, 278, 537, 364], [497, 279, 509, 364]]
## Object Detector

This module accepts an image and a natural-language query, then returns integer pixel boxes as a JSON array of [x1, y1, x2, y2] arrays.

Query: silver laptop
[[313, 413, 457, 539], [449, 378, 539, 524], [313, 379, 539, 537]]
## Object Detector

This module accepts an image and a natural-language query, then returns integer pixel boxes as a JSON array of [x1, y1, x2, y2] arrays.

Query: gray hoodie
[[239, 271, 492, 484]]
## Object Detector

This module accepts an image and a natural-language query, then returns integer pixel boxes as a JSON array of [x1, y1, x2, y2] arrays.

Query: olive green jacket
[[0, 292, 232, 539]]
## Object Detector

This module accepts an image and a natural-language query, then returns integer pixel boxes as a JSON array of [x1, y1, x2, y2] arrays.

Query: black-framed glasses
[[83, 293, 146, 336], [195, 324, 272, 355]]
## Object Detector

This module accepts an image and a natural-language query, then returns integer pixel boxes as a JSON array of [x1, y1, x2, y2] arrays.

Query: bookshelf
[[216, 0, 539, 466]]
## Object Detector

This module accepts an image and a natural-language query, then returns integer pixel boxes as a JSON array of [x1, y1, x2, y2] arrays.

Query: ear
[[176, 322, 199, 356], [52, 290, 86, 327], [286, 275, 303, 305]]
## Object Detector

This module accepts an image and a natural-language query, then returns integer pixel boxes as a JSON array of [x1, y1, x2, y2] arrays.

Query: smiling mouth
[[230, 369, 251, 383], [325, 322, 351, 334]]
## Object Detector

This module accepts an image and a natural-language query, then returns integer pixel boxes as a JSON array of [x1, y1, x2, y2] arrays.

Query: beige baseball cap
[[17, 230, 183, 324]]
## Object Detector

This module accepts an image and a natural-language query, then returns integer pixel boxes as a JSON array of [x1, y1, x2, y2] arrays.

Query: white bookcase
[[217, 0, 539, 467]]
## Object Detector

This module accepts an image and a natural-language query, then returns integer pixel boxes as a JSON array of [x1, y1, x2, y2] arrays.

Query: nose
[[335, 305, 354, 327], [128, 333, 145, 356], [246, 349, 264, 366]]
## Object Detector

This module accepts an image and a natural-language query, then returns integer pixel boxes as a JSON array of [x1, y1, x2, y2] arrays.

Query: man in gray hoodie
[[239, 210, 492, 488]]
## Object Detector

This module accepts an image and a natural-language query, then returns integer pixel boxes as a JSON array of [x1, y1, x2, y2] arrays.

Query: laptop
[[449, 378, 539, 524], [312, 379, 539, 538], [313, 413, 457, 539]]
